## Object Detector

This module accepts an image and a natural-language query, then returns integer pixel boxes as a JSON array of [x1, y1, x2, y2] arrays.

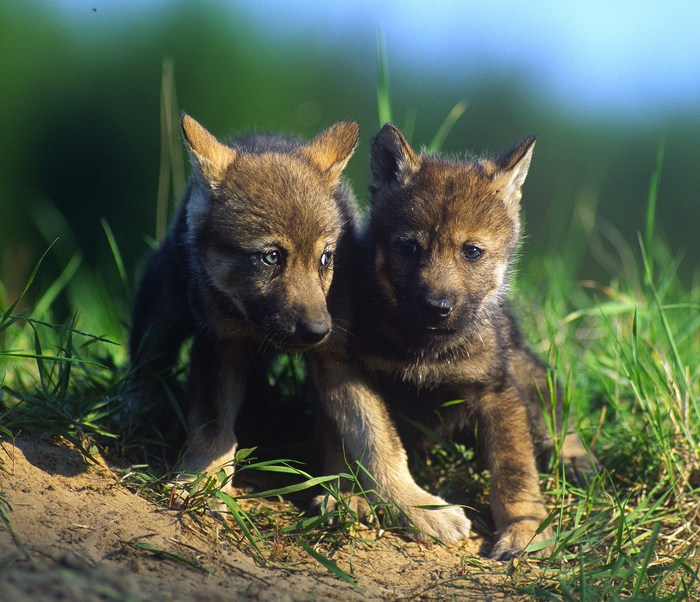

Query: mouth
[[417, 324, 456, 338], [426, 327, 453, 335], [276, 337, 327, 353], [397, 326, 458, 350]]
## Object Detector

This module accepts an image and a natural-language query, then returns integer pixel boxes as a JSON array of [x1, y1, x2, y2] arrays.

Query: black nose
[[422, 297, 452, 322], [296, 319, 331, 344]]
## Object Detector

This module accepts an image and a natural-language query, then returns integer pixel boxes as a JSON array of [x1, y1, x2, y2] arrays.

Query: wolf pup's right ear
[[301, 121, 360, 186], [181, 114, 237, 184], [369, 123, 421, 192]]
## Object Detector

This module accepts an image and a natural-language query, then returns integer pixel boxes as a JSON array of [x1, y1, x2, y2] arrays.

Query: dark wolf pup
[[129, 114, 360, 488], [312, 124, 591, 559]]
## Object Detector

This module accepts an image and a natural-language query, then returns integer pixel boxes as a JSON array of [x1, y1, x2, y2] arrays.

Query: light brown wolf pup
[[129, 115, 360, 488], [311, 124, 592, 559]]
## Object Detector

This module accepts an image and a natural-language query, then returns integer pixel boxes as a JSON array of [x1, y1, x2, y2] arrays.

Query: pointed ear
[[301, 121, 360, 185], [494, 136, 536, 205], [369, 124, 421, 191], [181, 114, 237, 183]]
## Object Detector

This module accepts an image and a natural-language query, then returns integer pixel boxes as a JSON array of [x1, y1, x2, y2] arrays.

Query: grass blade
[[126, 537, 209, 573], [298, 540, 363, 595], [215, 491, 267, 562], [0, 352, 107, 368], [238, 474, 338, 500], [644, 137, 665, 260], [100, 218, 129, 297], [0, 308, 30, 335], [427, 99, 468, 153], [631, 522, 661, 598], [156, 56, 185, 241], [400, 414, 459, 457], [376, 27, 392, 126], [1, 240, 56, 323], [33, 251, 83, 318]]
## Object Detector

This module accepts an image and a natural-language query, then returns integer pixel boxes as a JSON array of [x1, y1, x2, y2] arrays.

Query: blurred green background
[[2, 0, 699, 335]]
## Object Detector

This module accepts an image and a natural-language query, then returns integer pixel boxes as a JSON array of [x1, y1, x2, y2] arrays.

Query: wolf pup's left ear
[[369, 124, 421, 194], [301, 121, 360, 186], [181, 114, 238, 184], [494, 136, 536, 210]]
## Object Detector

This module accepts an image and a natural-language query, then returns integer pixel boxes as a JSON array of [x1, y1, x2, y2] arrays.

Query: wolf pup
[[313, 124, 591, 559], [129, 114, 360, 488]]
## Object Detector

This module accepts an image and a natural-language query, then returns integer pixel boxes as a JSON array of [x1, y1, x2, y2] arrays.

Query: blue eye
[[261, 250, 281, 265], [398, 241, 419, 257], [463, 245, 483, 260], [320, 250, 333, 267]]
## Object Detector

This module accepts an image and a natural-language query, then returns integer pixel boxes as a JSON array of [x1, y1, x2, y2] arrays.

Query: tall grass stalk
[[376, 28, 392, 127], [155, 56, 186, 242], [375, 31, 465, 152]]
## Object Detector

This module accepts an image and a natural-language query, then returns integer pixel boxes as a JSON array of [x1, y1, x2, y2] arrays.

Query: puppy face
[[182, 116, 359, 350], [368, 124, 534, 348]]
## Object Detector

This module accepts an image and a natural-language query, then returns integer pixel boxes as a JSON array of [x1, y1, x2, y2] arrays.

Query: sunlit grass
[[2, 172, 699, 601], [1, 60, 700, 600]]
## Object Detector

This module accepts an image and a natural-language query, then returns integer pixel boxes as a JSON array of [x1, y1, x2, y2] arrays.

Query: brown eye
[[398, 240, 419, 257], [261, 250, 281, 266], [320, 250, 333, 267], [463, 245, 483, 260]]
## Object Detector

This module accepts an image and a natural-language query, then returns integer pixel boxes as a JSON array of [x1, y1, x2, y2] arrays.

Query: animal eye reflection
[[397, 241, 419, 257], [463, 245, 483, 260], [260, 250, 281, 266]]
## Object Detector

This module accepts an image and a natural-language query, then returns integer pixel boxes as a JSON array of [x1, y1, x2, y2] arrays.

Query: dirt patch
[[0, 436, 529, 601]]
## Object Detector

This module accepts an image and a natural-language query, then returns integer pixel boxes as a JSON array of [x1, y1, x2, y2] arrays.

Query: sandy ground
[[0, 436, 532, 601]]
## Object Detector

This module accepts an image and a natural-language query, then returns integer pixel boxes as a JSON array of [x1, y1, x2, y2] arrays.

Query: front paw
[[311, 488, 471, 545], [490, 520, 552, 560], [167, 469, 235, 513], [175, 444, 238, 492], [399, 489, 471, 545], [167, 448, 238, 513]]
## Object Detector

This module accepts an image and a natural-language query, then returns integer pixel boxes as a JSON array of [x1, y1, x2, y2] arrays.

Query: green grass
[[1, 59, 700, 600]]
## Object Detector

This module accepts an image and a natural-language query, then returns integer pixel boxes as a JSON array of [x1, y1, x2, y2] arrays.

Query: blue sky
[[53, 0, 700, 118]]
